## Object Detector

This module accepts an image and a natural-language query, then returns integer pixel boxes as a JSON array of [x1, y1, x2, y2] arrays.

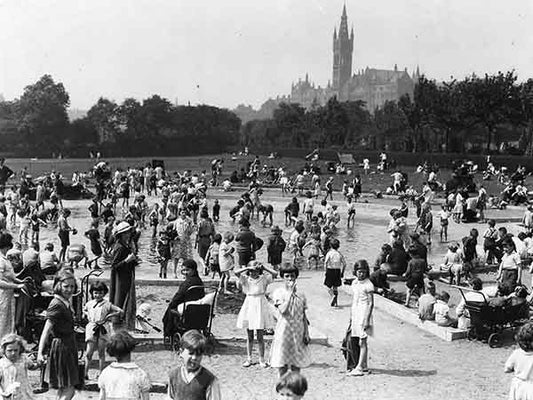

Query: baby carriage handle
[[456, 286, 489, 305]]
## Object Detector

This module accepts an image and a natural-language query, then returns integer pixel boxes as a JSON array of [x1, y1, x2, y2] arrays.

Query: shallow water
[[18, 187, 524, 282]]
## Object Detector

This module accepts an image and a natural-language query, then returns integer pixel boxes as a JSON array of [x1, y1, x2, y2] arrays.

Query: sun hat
[[114, 221, 132, 236]]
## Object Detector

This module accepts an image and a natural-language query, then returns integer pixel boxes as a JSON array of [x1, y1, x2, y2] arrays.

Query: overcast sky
[[0, 0, 532, 110]]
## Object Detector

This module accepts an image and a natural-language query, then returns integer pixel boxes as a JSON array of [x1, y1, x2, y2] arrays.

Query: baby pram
[[459, 288, 530, 348], [165, 285, 218, 352]]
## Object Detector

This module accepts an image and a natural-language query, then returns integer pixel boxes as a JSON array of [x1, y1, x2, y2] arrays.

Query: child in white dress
[[235, 261, 277, 368], [0, 334, 38, 400], [347, 260, 374, 377], [505, 322, 533, 400]]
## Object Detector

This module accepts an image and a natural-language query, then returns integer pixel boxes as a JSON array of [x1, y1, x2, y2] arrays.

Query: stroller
[[459, 287, 530, 348], [164, 285, 218, 351]]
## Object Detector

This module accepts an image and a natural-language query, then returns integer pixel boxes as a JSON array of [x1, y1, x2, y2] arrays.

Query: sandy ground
[[16, 183, 530, 399]]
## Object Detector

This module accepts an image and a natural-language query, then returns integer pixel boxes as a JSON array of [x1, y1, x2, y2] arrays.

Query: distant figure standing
[[0, 159, 14, 195]]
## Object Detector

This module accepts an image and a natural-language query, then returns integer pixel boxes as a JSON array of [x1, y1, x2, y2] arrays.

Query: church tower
[[332, 5, 354, 92]]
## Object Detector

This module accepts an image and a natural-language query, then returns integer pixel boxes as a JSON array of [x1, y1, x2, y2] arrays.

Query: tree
[[459, 71, 520, 152], [14, 74, 70, 151], [374, 100, 408, 150], [87, 97, 120, 144], [66, 117, 98, 145], [341, 100, 372, 147], [430, 80, 475, 153], [140, 95, 174, 137], [117, 98, 143, 138], [273, 103, 307, 147], [518, 80, 533, 155]]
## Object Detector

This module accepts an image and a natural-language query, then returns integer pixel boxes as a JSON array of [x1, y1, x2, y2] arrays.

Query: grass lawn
[[4, 154, 526, 197]]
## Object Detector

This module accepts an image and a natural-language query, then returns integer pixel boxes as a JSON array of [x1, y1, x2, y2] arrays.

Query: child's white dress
[[505, 348, 533, 400], [98, 362, 151, 400], [351, 278, 374, 338], [0, 356, 34, 400], [236, 274, 274, 330]]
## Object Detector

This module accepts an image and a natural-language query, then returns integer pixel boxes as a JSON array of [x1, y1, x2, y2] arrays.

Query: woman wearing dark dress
[[37, 270, 80, 400], [162, 259, 205, 337], [109, 221, 138, 330]]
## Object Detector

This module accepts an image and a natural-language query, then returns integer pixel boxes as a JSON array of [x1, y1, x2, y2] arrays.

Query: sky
[[0, 0, 532, 111]]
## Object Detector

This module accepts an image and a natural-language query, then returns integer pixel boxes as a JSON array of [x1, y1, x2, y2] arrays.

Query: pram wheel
[[467, 329, 477, 341], [488, 333, 501, 348], [171, 333, 182, 352]]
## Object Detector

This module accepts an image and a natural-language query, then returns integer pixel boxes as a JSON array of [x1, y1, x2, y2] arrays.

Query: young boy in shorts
[[168, 330, 220, 400]]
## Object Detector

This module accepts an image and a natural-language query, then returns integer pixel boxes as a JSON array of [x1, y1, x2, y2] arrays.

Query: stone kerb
[[373, 294, 467, 341]]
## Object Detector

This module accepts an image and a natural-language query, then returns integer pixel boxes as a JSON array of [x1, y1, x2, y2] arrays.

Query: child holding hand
[[0, 334, 39, 400], [235, 261, 277, 368]]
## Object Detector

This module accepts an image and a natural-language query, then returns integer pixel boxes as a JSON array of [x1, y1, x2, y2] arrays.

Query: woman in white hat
[[109, 221, 138, 330]]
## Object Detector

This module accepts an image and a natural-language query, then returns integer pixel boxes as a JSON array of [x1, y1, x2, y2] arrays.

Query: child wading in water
[[438, 205, 450, 242], [347, 196, 356, 228], [505, 321, 533, 400], [148, 203, 160, 238], [235, 261, 277, 368], [302, 234, 322, 270], [156, 230, 171, 279], [84, 282, 123, 379], [98, 331, 151, 400], [324, 239, 346, 307], [0, 334, 39, 400]]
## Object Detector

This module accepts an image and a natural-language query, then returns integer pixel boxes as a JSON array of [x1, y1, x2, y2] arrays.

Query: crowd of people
[[0, 153, 532, 399]]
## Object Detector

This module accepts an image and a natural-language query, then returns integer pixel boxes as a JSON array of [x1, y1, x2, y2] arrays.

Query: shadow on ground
[[371, 368, 437, 377]]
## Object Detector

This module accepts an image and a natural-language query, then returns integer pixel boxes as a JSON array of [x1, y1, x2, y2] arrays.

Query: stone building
[[288, 6, 420, 112]]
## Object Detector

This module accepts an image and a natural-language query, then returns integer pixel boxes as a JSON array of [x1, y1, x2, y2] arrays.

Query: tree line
[[0, 75, 241, 157], [1, 72, 532, 157], [242, 71, 533, 155]]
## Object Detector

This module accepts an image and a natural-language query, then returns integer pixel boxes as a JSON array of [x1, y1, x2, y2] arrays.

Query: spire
[[333, 27, 337, 40], [416, 65, 420, 77], [339, 4, 349, 39], [305, 73, 309, 83], [350, 25, 354, 40]]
